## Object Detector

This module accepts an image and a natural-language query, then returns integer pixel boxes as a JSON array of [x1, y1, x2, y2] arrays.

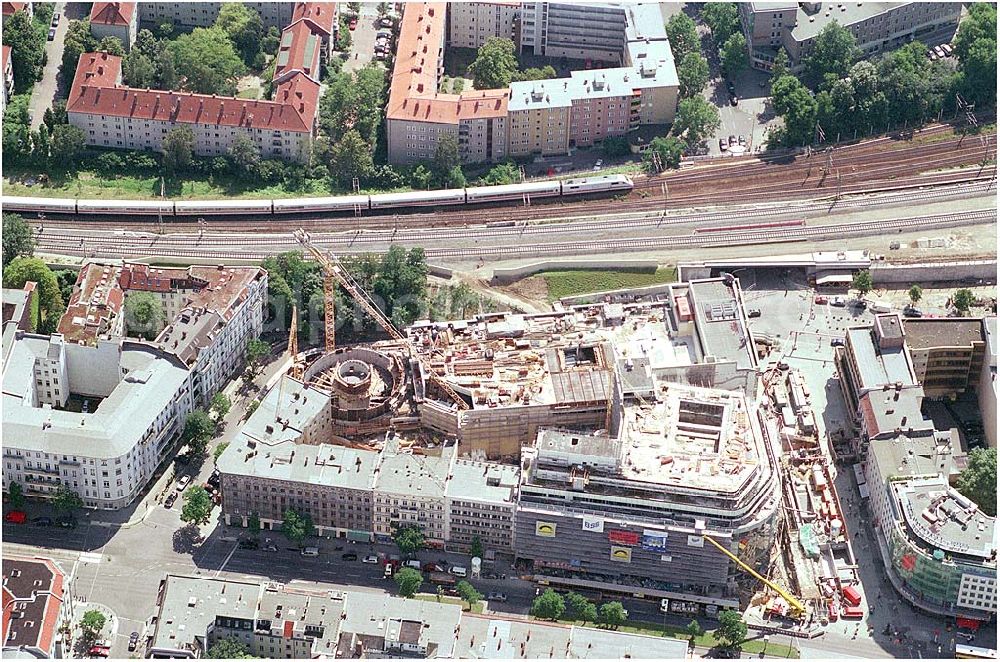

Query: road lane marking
[[79, 552, 104, 564]]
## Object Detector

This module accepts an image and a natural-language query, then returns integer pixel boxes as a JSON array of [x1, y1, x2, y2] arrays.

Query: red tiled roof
[[274, 20, 323, 82], [387, 3, 508, 125], [1, 2, 28, 17], [57, 263, 125, 344], [90, 1, 135, 26], [2, 45, 11, 70], [291, 1, 337, 36], [68, 53, 319, 133]]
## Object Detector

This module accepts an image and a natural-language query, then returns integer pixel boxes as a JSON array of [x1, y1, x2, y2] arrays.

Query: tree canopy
[[6, 482, 26, 509], [770, 74, 817, 147], [124, 291, 165, 340], [2, 257, 63, 333], [456, 581, 483, 609], [907, 285, 922, 304], [80, 610, 107, 643], [720, 33, 748, 77], [62, 19, 98, 85], [53, 486, 83, 516], [468, 37, 518, 89], [953, 3, 997, 105], [677, 52, 710, 99], [852, 270, 873, 296], [665, 13, 699, 61], [281, 509, 315, 547], [3, 213, 35, 268], [182, 409, 215, 457], [530, 589, 565, 621], [2, 9, 44, 93], [956, 448, 996, 517], [207, 638, 256, 659], [715, 610, 747, 649], [953, 288, 975, 313], [644, 136, 684, 172], [478, 162, 520, 186], [50, 125, 87, 166], [394, 568, 423, 597], [802, 21, 861, 88], [162, 126, 195, 174], [167, 27, 247, 95], [673, 96, 721, 148], [215, 3, 264, 67], [211, 392, 232, 419], [598, 601, 628, 629], [393, 524, 425, 556], [700, 3, 739, 47], [180, 486, 215, 526], [565, 592, 597, 624]]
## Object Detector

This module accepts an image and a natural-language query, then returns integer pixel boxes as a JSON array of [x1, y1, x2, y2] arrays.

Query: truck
[[429, 572, 456, 586]]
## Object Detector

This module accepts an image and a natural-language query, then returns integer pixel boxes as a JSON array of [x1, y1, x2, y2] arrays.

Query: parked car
[[52, 12, 60, 24], [450, 566, 468, 577], [849, 299, 867, 310], [728, 135, 737, 146], [933, 45, 947, 58], [341, 552, 358, 561], [405, 559, 423, 570], [830, 338, 845, 347], [729, 93, 738, 106], [164, 493, 177, 508], [128, 632, 140, 652], [889, 241, 901, 250], [747, 309, 762, 318], [238, 537, 259, 550], [31, 516, 53, 527], [831, 296, 847, 307], [423, 562, 444, 573], [941, 43, 953, 56], [719, 138, 728, 152], [5, 511, 27, 524], [814, 295, 828, 304], [174, 453, 190, 465], [738, 135, 747, 146], [263, 542, 279, 552], [47, 27, 56, 40], [927, 49, 938, 61], [348, 18, 357, 30], [175, 475, 191, 492], [593, 159, 603, 171], [57, 516, 77, 529], [89, 644, 111, 658], [903, 307, 923, 318], [379, 16, 393, 27], [486, 592, 508, 602], [362, 554, 379, 564], [726, 80, 736, 95]]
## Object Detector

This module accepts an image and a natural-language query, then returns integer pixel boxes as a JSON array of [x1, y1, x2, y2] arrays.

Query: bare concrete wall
[[871, 260, 997, 285], [491, 260, 658, 285]]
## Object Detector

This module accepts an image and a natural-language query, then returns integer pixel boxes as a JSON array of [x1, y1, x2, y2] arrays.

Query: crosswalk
[[79, 551, 104, 564]]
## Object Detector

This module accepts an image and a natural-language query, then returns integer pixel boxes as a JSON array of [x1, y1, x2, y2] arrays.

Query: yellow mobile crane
[[702, 534, 807, 621], [293, 229, 470, 412]]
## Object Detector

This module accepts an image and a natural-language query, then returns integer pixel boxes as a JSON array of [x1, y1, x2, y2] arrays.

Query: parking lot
[[343, 4, 395, 73]]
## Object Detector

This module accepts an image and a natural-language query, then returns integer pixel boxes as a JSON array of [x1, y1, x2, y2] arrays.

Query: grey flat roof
[[373, 440, 453, 499], [150, 575, 261, 655], [791, 2, 905, 42], [688, 279, 756, 370], [339, 592, 461, 658], [892, 476, 996, 560], [869, 433, 956, 481], [3, 335, 190, 458], [217, 436, 379, 492], [859, 387, 931, 437], [239, 375, 331, 445], [847, 327, 915, 390], [446, 459, 519, 504], [903, 319, 986, 350]]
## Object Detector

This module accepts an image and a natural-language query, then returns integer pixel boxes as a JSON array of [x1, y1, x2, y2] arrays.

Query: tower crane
[[289, 304, 302, 380], [293, 229, 470, 412], [702, 534, 807, 621]]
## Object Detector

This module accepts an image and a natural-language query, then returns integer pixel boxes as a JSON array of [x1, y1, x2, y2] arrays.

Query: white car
[[175, 475, 191, 492], [362, 554, 379, 564]]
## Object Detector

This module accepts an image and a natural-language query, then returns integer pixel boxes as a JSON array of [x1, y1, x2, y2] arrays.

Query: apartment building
[[739, 2, 962, 71], [519, 2, 626, 62], [2, 556, 74, 659], [444, 459, 519, 553], [1, 44, 12, 110], [89, 2, 138, 52], [372, 438, 453, 546], [0, 2, 31, 19], [864, 434, 996, 620], [140, 2, 293, 30], [981, 317, 996, 448], [447, 1, 519, 49], [387, 2, 677, 165], [903, 318, 989, 399], [514, 382, 780, 607]]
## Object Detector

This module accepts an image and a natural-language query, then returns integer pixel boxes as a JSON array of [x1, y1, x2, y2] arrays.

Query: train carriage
[[272, 195, 371, 214], [561, 174, 633, 196], [2, 196, 77, 215], [76, 199, 175, 216], [174, 199, 274, 215], [465, 181, 562, 204], [369, 188, 467, 209]]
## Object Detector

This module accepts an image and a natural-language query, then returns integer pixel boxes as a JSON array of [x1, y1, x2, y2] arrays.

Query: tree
[[246, 338, 270, 372], [479, 162, 521, 185], [247, 512, 261, 533], [468, 37, 518, 89], [2, 9, 44, 92], [124, 291, 164, 340], [770, 49, 790, 83], [701, 3, 739, 46], [3, 213, 35, 268], [394, 567, 423, 597], [852, 270, 873, 297], [377, 2, 391, 18], [598, 601, 628, 629], [245, 399, 261, 418], [182, 410, 215, 457], [121, 49, 155, 88], [162, 126, 195, 175], [456, 581, 483, 609], [644, 136, 685, 172], [953, 289, 975, 314], [215, 3, 264, 67], [432, 134, 461, 182], [213, 441, 230, 463], [180, 486, 214, 526], [720, 33, 749, 78], [97, 36, 125, 56], [665, 12, 699, 60], [907, 285, 923, 305], [167, 27, 246, 95], [281, 509, 315, 547], [565, 592, 597, 624], [672, 96, 721, 147], [956, 448, 996, 517], [155, 48, 179, 90], [6, 482, 26, 510], [601, 136, 631, 158], [52, 486, 83, 517], [441, 165, 466, 189], [79, 610, 107, 644], [686, 619, 703, 641], [530, 589, 565, 621], [2, 257, 63, 331], [228, 134, 261, 178], [61, 19, 98, 84], [802, 21, 860, 89], [770, 74, 817, 147], [329, 130, 373, 186], [50, 125, 86, 167], [347, 2, 362, 14], [469, 535, 484, 559], [393, 524, 425, 556], [715, 610, 747, 649], [210, 392, 232, 419], [207, 637, 254, 659], [43, 101, 69, 131], [677, 52, 710, 99], [410, 164, 433, 190]]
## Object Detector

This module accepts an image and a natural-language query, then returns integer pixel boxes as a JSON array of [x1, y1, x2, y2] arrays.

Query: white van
[[450, 566, 467, 578], [301, 546, 319, 557], [405, 559, 422, 570]]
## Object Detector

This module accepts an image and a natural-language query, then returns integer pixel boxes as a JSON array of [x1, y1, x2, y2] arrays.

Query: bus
[[956, 644, 996, 659]]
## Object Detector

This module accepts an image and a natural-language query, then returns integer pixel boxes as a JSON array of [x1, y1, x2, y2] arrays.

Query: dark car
[[903, 307, 923, 318], [830, 338, 845, 347], [342, 552, 358, 561], [31, 516, 53, 527], [729, 93, 738, 106], [719, 138, 728, 152], [729, 135, 737, 146], [726, 80, 736, 95], [175, 453, 190, 465], [747, 309, 762, 318], [128, 631, 140, 652], [164, 493, 177, 509], [57, 516, 77, 528], [238, 537, 259, 550]]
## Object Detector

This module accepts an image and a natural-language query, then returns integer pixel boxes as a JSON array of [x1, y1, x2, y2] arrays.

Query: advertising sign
[[641, 531, 668, 552], [687, 535, 705, 547], [610, 546, 632, 563], [535, 521, 557, 538], [582, 516, 604, 532], [608, 529, 640, 546]]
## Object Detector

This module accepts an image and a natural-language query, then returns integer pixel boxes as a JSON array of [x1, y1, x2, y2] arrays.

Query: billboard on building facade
[[687, 535, 705, 547], [610, 546, 632, 563], [608, 529, 640, 546], [641, 531, 669, 552], [582, 516, 604, 532], [536, 521, 557, 537]]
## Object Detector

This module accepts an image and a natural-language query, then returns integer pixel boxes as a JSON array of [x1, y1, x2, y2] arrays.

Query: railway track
[[34, 207, 996, 262]]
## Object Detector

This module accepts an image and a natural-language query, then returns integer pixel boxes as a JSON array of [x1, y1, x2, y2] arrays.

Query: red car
[[349, 18, 357, 30], [5, 511, 27, 524], [88, 645, 111, 658], [814, 296, 828, 305]]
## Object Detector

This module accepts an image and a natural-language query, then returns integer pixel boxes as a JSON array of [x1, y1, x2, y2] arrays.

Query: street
[[28, 1, 76, 130]]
